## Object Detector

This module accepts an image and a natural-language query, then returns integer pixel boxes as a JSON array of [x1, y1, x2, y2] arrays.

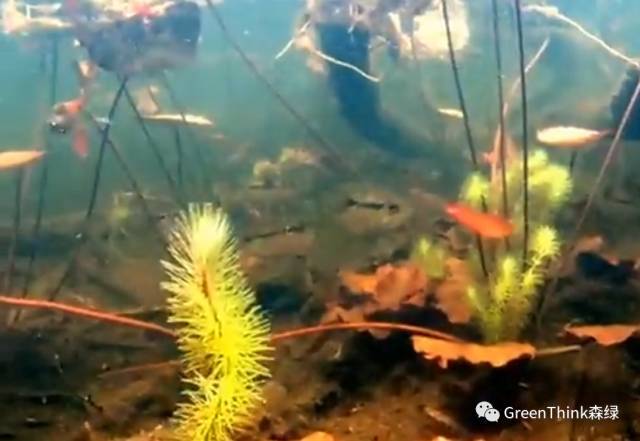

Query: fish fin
[[72, 123, 89, 159]]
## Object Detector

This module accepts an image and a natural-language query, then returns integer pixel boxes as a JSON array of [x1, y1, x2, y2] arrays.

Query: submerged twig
[[275, 19, 311, 59], [441, 0, 488, 279], [309, 46, 381, 82], [513, 0, 530, 269], [204, 0, 351, 174], [572, 72, 640, 237], [275, 18, 380, 82], [524, 4, 639, 68]]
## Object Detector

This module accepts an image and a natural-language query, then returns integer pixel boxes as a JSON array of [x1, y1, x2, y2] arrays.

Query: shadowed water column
[[316, 21, 429, 157], [311, 1, 456, 165]]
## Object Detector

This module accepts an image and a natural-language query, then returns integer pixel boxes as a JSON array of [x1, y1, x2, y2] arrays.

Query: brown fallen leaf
[[321, 263, 430, 339], [412, 336, 536, 369], [339, 262, 430, 310], [564, 324, 640, 346]]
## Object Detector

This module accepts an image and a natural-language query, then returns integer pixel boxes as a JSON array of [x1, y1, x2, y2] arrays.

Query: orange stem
[[0, 295, 176, 338], [0, 295, 459, 343], [271, 322, 460, 343]]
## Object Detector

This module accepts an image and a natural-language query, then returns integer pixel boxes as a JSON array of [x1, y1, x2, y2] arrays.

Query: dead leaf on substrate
[[564, 324, 640, 346], [411, 336, 536, 369], [339, 262, 430, 309], [322, 258, 477, 338], [322, 263, 431, 338]]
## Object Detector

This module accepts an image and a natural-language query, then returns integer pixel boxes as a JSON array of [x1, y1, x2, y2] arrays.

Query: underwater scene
[[5, 0, 640, 440]]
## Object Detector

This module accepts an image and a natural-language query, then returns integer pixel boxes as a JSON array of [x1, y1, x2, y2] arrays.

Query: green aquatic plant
[[457, 150, 570, 342], [104, 192, 135, 259], [161, 204, 272, 441], [410, 236, 447, 278], [470, 225, 561, 342]]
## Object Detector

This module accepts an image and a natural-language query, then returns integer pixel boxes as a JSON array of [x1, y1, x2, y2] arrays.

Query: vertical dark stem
[[122, 85, 184, 207], [441, 0, 488, 278], [86, 79, 129, 220], [86, 113, 167, 247], [48, 78, 129, 301], [174, 128, 184, 191], [569, 151, 578, 176], [513, 0, 530, 268], [158, 73, 212, 198], [20, 37, 59, 298], [491, 0, 511, 251], [491, 0, 509, 217], [3, 170, 25, 294]]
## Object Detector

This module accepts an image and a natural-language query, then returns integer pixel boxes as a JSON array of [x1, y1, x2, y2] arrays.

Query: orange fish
[[0, 150, 45, 171], [445, 203, 514, 239]]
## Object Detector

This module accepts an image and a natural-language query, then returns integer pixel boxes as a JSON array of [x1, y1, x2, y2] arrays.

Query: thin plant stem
[[0, 294, 463, 344], [0, 294, 175, 337], [174, 127, 184, 192], [441, 0, 488, 279], [101, 342, 582, 378], [85, 112, 167, 247], [491, 0, 510, 233], [3, 169, 25, 294], [513, 0, 530, 269], [572, 78, 640, 238], [48, 78, 129, 301], [122, 84, 183, 207], [271, 322, 461, 343], [21, 37, 59, 298], [158, 72, 212, 198]]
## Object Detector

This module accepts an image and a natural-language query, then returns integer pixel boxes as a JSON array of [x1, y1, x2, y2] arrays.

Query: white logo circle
[[476, 401, 500, 422]]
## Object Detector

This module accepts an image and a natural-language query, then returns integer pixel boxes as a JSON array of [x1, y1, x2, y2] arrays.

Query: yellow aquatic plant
[[456, 150, 570, 342], [460, 172, 489, 209], [161, 204, 272, 441], [468, 224, 561, 342], [410, 236, 447, 278]]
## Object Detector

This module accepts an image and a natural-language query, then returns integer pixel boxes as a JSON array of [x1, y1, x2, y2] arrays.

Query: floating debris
[[437, 108, 464, 119], [0, 150, 45, 170], [536, 126, 611, 149], [141, 112, 215, 127]]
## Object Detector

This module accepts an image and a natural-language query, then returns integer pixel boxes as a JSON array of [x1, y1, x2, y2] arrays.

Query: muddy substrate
[[4, 183, 640, 440], [2, 300, 640, 441]]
